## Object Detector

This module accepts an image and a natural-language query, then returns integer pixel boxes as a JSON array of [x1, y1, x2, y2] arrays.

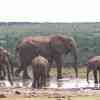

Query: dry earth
[[0, 87, 100, 100]]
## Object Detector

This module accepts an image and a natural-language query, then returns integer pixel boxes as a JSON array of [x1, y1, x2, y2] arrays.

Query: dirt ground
[[0, 87, 100, 100], [0, 67, 100, 100]]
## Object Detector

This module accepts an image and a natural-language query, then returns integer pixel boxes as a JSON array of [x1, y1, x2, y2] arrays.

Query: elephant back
[[32, 55, 49, 74], [88, 56, 100, 64], [22, 36, 51, 45], [87, 56, 100, 69], [32, 55, 48, 65]]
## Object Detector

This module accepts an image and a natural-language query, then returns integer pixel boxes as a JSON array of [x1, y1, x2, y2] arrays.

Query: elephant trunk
[[6, 56, 13, 85], [71, 41, 78, 78]]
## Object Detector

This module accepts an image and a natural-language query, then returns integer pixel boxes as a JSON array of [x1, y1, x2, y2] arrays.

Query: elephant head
[[50, 35, 78, 78]]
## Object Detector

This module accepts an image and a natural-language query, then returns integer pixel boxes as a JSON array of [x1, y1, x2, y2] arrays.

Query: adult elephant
[[15, 35, 78, 79], [86, 56, 100, 84], [0, 47, 13, 85], [32, 55, 49, 88]]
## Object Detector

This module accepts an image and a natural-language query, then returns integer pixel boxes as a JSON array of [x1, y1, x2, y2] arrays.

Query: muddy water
[[48, 78, 96, 89], [0, 77, 98, 90]]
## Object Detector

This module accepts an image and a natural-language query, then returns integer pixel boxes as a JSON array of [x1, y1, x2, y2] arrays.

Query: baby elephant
[[86, 56, 100, 84], [32, 55, 49, 88]]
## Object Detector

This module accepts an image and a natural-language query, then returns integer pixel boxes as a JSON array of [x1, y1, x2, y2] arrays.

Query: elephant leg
[[32, 68, 35, 88], [32, 67, 39, 88], [99, 69, 100, 83], [0, 65, 5, 80], [37, 78, 40, 88], [38, 72, 43, 88], [10, 62, 14, 80], [32, 71, 37, 88], [55, 57, 62, 79], [39, 74, 42, 88], [23, 67, 30, 79], [41, 71, 46, 87], [33, 78, 37, 88], [6, 62, 13, 85], [8, 59, 14, 80], [44, 72, 47, 86], [47, 58, 53, 79], [15, 61, 27, 77], [2, 56, 13, 85], [15, 67, 23, 77], [74, 65, 78, 78], [0, 68, 2, 80], [57, 64, 62, 79], [15, 65, 30, 79], [87, 67, 90, 83], [11, 66, 14, 78], [93, 70, 98, 84], [2, 65, 6, 80], [36, 73, 40, 88]]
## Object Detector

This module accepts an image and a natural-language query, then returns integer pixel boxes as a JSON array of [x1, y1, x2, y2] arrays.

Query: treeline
[[0, 32, 100, 65], [73, 33, 100, 64], [0, 23, 100, 64]]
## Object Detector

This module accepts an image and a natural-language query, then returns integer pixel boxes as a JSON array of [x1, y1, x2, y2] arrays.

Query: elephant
[[15, 35, 78, 79], [86, 56, 100, 84], [32, 55, 49, 88], [0, 47, 13, 85]]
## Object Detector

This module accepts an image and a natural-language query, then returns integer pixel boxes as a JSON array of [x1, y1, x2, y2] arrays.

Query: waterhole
[[0, 77, 98, 89]]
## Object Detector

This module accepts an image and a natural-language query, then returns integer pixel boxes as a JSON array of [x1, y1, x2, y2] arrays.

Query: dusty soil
[[0, 78, 100, 99], [0, 87, 100, 100], [0, 67, 100, 100]]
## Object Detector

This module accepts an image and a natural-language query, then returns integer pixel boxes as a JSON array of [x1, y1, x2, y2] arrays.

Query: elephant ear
[[23, 36, 33, 44], [53, 35, 74, 49], [50, 35, 70, 54]]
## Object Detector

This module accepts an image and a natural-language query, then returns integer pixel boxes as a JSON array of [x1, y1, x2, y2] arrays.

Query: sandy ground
[[0, 87, 100, 100], [0, 78, 100, 99], [0, 67, 100, 100]]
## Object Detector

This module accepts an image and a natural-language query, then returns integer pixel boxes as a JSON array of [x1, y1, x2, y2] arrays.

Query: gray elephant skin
[[86, 56, 100, 84], [0, 47, 13, 85], [15, 35, 78, 79], [32, 55, 49, 88]]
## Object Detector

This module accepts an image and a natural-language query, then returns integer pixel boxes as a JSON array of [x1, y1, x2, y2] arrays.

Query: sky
[[0, 0, 100, 22]]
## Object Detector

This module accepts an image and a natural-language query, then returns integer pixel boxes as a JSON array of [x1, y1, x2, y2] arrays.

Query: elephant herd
[[0, 34, 99, 88]]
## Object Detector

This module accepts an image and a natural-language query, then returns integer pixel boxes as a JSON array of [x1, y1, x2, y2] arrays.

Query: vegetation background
[[0, 22, 100, 65]]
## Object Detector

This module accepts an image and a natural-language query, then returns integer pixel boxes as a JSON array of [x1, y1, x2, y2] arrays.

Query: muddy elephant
[[86, 56, 100, 84], [15, 35, 78, 79], [0, 47, 13, 85], [32, 55, 49, 88]]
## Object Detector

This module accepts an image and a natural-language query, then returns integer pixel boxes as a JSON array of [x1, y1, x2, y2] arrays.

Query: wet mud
[[0, 77, 98, 89], [0, 77, 100, 99]]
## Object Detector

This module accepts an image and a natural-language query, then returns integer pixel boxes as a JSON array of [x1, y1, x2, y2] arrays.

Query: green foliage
[[73, 32, 100, 64], [0, 24, 99, 64]]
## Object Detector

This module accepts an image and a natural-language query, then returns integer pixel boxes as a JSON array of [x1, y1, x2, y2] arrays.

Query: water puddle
[[0, 78, 99, 90], [48, 78, 96, 89]]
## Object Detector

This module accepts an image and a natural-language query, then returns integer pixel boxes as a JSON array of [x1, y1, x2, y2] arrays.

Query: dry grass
[[70, 96, 100, 100], [0, 67, 99, 100], [0, 96, 56, 100], [0, 95, 100, 100], [50, 67, 94, 79]]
